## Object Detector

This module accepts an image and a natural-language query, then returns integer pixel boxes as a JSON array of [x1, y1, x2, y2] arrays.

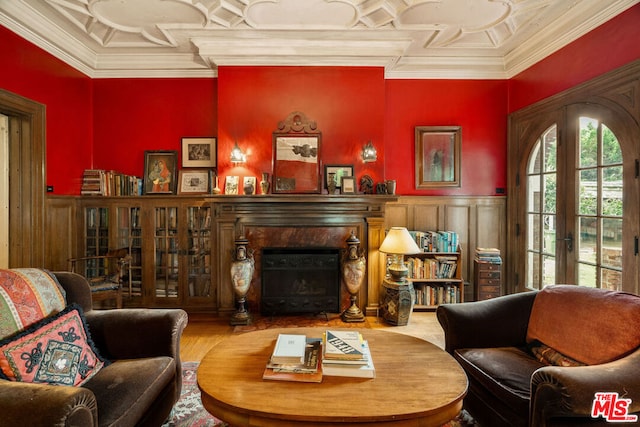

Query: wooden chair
[[68, 248, 131, 308]]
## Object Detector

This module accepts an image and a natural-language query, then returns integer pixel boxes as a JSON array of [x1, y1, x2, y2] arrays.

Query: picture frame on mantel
[[177, 169, 209, 194], [273, 111, 322, 194], [415, 126, 461, 189], [324, 164, 354, 189], [181, 137, 217, 168], [144, 150, 178, 194]]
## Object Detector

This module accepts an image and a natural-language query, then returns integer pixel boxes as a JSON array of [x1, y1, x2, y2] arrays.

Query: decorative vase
[[341, 231, 366, 322], [243, 182, 254, 195], [212, 176, 221, 194], [327, 172, 337, 195], [230, 236, 254, 325], [260, 172, 270, 194]]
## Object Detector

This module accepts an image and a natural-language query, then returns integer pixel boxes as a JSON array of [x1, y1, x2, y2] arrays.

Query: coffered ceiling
[[0, 0, 636, 79]]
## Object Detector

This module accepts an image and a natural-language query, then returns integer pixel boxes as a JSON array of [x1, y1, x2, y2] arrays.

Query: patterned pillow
[[0, 304, 109, 386], [0, 268, 66, 340]]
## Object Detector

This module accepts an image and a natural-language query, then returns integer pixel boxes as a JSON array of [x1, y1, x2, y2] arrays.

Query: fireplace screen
[[261, 248, 340, 315]]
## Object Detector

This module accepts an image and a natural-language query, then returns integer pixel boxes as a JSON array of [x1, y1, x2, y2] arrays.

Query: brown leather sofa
[[0, 271, 188, 426], [437, 285, 640, 427]]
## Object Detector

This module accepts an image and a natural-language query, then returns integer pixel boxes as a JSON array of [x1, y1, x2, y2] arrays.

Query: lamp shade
[[379, 227, 421, 255]]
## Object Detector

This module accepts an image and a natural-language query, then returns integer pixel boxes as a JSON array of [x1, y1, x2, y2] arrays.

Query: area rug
[[233, 312, 373, 333], [162, 362, 480, 426]]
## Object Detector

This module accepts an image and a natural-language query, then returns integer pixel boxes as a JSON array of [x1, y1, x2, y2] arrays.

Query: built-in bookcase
[[79, 197, 214, 311], [405, 230, 463, 310]]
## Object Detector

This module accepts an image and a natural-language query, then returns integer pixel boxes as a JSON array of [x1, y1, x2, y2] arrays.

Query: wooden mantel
[[211, 194, 397, 316]]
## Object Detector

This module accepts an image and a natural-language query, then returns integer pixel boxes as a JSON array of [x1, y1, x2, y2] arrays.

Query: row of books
[[406, 255, 458, 279], [414, 283, 461, 306], [475, 247, 502, 264], [262, 330, 375, 383], [81, 169, 143, 196], [409, 230, 459, 253]]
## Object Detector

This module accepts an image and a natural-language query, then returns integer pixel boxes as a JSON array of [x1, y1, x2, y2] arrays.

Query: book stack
[[409, 230, 459, 253], [263, 334, 323, 383], [475, 247, 502, 264], [81, 169, 143, 196], [321, 330, 375, 378]]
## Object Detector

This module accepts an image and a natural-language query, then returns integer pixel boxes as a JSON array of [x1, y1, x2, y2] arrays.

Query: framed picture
[[243, 176, 257, 195], [324, 164, 354, 189], [144, 150, 178, 194], [273, 136, 321, 193], [415, 126, 461, 188], [272, 111, 322, 194], [181, 137, 217, 168], [341, 176, 356, 194], [225, 176, 239, 194], [178, 169, 209, 194]]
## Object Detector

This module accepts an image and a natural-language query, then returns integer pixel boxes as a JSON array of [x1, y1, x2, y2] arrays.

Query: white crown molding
[[504, 0, 639, 78], [1, 0, 637, 79], [387, 55, 508, 79], [0, 2, 96, 77]]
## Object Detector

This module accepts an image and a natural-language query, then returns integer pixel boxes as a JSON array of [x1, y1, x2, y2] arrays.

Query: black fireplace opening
[[261, 247, 341, 316]]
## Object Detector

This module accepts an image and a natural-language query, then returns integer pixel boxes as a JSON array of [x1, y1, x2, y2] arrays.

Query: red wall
[[509, 4, 640, 112], [385, 79, 508, 195], [92, 78, 217, 177], [216, 66, 385, 191], [0, 26, 93, 195], [2, 3, 639, 196]]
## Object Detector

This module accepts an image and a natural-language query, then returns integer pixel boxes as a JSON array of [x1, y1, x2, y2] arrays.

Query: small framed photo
[[243, 176, 257, 195], [144, 150, 178, 194], [225, 176, 239, 194], [341, 176, 356, 194], [181, 137, 217, 168], [178, 169, 209, 194], [324, 164, 354, 189]]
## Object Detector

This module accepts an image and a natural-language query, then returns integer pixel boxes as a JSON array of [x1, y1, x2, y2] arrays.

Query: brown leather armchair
[[0, 271, 188, 427], [437, 286, 640, 427]]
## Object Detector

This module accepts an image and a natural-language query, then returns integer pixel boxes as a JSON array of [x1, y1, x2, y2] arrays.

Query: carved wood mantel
[[212, 195, 397, 316]]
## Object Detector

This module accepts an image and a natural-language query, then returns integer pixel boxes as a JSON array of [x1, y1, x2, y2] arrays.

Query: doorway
[[508, 62, 640, 295], [0, 89, 47, 268]]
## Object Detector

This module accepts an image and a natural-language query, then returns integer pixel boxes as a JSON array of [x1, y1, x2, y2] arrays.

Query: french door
[[508, 63, 640, 295], [525, 105, 637, 290]]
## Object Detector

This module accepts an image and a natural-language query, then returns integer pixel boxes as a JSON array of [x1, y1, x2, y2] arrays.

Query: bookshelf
[[406, 230, 463, 310]]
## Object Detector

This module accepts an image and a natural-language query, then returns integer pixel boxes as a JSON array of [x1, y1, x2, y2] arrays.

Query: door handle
[[562, 233, 573, 252]]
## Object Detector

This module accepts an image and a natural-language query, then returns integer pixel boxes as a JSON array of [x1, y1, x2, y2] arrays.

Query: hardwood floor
[[180, 311, 445, 362]]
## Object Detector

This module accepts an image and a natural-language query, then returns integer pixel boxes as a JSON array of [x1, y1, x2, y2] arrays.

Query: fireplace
[[261, 247, 341, 315]]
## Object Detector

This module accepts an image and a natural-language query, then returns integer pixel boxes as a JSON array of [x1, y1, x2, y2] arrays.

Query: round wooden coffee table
[[198, 327, 467, 426]]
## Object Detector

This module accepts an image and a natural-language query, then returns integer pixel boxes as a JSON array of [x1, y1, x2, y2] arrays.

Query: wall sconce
[[362, 141, 377, 162], [230, 141, 246, 163]]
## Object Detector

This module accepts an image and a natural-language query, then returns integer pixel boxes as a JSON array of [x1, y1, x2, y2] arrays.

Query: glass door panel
[[155, 207, 179, 299], [115, 206, 143, 298], [526, 125, 557, 290], [575, 117, 623, 290], [83, 207, 109, 277], [186, 206, 212, 298]]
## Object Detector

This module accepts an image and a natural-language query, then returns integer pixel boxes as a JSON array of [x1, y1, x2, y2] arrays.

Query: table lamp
[[379, 227, 421, 326], [379, 227, 422, 282]]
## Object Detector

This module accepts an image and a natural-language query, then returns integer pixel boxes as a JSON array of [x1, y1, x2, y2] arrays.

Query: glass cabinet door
[[83, 207, 109, 277], [186, 205, 212, 299], [115, 206, 142, 299], [154, 206, 179, 300]]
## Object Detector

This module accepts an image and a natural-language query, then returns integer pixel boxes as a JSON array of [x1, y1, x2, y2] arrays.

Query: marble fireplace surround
[[214, 195, 397, 316]]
